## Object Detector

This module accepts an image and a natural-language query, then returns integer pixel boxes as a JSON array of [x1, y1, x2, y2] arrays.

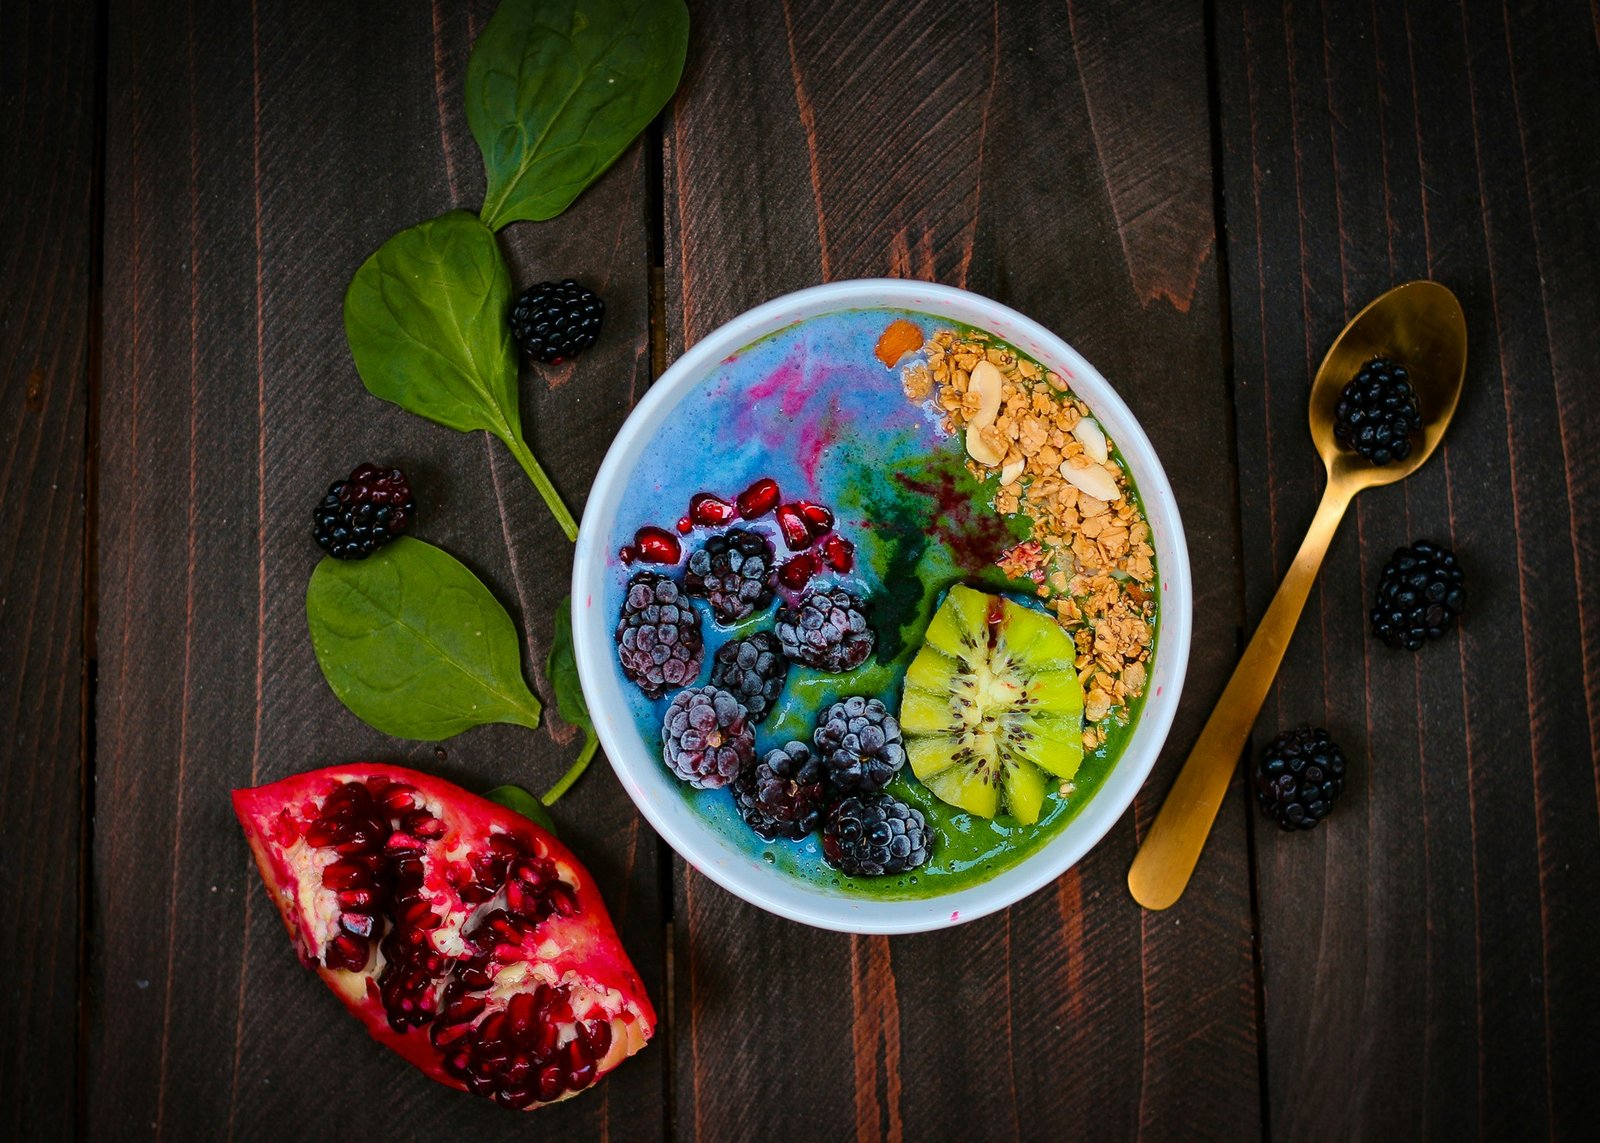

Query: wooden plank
[[1214, 0, 1600, 1136], [0, 0, 98, 1138], [665, 2, 1258, 1138], [90, 0, 661, 1136]]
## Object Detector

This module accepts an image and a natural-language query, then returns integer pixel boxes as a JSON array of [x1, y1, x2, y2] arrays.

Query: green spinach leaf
[[467, 0, 689, 229], [343, 210, 577, 539], [540, 595, 600, 804], [307, 537, 542, 740], [484, 784, 559, 834], [344, 210, 519, 435], [546, 595, 594, 734]]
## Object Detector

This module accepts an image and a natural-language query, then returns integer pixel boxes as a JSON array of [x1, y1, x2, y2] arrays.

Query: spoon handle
[[1128, 480, 1355, 909]]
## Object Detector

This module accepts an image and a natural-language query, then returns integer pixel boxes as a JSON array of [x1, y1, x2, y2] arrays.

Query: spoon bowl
[[1128, 280, 1467, 910], [1311, 280, 1468, 490]]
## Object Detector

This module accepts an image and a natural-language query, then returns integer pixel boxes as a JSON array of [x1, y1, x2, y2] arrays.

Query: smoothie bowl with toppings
[[572, 280, 1191, 933]]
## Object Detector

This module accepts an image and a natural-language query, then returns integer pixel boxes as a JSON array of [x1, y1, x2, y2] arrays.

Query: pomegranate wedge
[[233, 763, 655, 1110]]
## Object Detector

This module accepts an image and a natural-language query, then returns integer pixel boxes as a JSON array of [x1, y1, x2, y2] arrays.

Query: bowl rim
[[572, 279, 1192, 934]]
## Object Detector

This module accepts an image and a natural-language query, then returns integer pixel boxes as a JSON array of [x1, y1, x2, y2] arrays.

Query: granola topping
[[908, 326, 1158, 743]]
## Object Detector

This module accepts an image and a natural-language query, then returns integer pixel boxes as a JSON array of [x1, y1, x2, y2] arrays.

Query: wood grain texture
[[1214, 0, 1600, 1137], [0, 0, 97, 1137], [90, 0, 660, 1137], [665, 2, 1258, 1138]]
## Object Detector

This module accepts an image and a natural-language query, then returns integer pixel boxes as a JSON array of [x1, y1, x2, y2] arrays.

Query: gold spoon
[[1127, 280, 1467, 910]]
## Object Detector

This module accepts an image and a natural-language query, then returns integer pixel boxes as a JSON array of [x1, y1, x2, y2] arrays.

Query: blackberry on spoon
[[1333, 356, 1422, 465]]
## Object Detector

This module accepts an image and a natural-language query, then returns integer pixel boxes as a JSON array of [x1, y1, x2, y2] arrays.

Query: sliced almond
[[1000, 457, 1026, 486], [966, 422, 1005, 467], [1073, 416, 1108, 463], [966, 360, 1004, 428], [1058, 458, 1119, 502]]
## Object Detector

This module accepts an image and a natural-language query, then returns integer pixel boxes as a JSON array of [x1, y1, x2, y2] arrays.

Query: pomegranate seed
[[735, 477, 780, 518], [335, 820, 389, 854], [269, 810, 300, 847], [380, 784, 420, 813], [795, 500, 834, 535], [774, 504, 813, 551], [385, 832, 424, 854], [632, 526, 681, 564], [688, 492, 737, 526], [676, 517, 692, 534], [778, 552, 820, 589], [403, 811, 445, 839], [304, 819, 348, 848], [324, 933, 370, 971], [820, 534, 855, 572], [618, 545, 636, 563], [340, 912, 375, 938], [336, 888, 375, 910], [508, 991, 537, 1035], [321, 859, 371, 890], [537, 1066, 563, 1101], [401, 900, 437, 927]]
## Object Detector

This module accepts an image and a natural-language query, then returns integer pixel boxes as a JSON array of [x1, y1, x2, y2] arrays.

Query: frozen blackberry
[[733, 742, 828, 840], [615, 572, 703, 699], [1333, 356, 1422, 464], [508, 279, 604, 364], [813, 695, 906, 795], [822, 793, 929, 877], [684, 528, 776, 624], [708, 631, 789, 723], [775, 587, 874, 673], [312, 463, 416, 560], [1371, 540, 1464, 650], [1254, 727, 1347, 831], [660, 686, 754, 790]]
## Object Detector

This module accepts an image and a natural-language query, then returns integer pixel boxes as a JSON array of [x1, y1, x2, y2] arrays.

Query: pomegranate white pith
[[234, 764, 655, 1110]]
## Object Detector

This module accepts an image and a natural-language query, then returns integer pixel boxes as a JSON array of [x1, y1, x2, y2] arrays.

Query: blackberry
[[313, 463, 416, 560], [813, 695, 906, 795], [1371, 541, 1464, 650], [822, 793, 930, 877], [1333, 356, 1422, 464], [708, 631, 789, 723], [775, 587, 874, 673], [684, 528, 776, 624], [615, 573, 703, 699], [660, 687, 754, 790], [733, 742, 828, 840], [508, 279, 604, 364], [1254, 727, 1347, 831]]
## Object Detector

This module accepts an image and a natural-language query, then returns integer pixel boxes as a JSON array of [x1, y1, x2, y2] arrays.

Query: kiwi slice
[[899, 585, 1084, 825]]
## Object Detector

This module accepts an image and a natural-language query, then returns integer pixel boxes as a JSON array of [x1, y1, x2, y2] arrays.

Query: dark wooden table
[[6, 1, 1598, 1138]]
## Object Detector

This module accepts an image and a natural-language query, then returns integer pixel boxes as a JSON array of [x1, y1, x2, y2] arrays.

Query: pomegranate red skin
[[233, 763, 656, 1108]]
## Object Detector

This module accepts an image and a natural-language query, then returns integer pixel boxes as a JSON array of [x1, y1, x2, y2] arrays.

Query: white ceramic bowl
[[573, 280, 1191, 934]]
